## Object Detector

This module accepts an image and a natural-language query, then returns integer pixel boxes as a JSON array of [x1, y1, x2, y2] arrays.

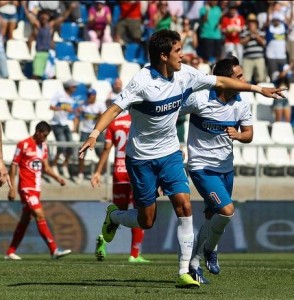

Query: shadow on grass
[[8, 278, 175, 288]]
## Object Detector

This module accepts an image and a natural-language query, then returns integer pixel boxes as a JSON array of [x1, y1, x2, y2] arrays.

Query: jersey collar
[[147, 66, 174, 81], [209, 89, 241, 104]]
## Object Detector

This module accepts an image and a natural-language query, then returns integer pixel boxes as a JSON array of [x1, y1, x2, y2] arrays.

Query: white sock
[[110, 209, 140, 228], [177, 216, 194, 275], [190, 219, 210, 270], [205, 213, 233, 251]]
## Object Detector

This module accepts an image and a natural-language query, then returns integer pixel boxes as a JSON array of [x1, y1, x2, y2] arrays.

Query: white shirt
[[79, 101, 106, 133], [180, 89, 252, 173], [50, 90, 74, 126], [114, 64, 216, 159]]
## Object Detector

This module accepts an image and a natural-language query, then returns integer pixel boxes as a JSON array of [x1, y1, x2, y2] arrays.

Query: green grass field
[[1, 253, 293, 300]]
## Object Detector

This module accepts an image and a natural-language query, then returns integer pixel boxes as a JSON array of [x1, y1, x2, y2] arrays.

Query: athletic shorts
[[125, 150, 190, 208], [112, 183, 133, 208], [20, 190, 42, 212], [189, 169, 234, 213]]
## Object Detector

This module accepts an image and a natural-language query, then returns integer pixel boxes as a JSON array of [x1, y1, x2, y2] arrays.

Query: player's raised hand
[[260, 87, 287, 99], [79, 138, 96, 159]]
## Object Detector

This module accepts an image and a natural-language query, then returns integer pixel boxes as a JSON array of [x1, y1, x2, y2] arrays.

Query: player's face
[[231, 65, 245, 82], [164, 41, 183, 74], [35, 130, 50, 144]]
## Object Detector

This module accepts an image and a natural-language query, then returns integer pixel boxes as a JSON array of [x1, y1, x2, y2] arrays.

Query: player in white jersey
[[180, 56, 253, 283], [79, 30, 284, 288]]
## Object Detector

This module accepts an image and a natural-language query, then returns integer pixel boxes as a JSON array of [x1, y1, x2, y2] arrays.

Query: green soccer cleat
[[95, 234, 106, 261], [102, 204, 119, 242], [175, 273, 200, 289], [128, 255, 151, 263]]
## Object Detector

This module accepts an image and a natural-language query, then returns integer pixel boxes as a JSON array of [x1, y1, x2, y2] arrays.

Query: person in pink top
[[87, 0, 112, 49], [5, 121, 72, 260], [221, 1, 245, 62]]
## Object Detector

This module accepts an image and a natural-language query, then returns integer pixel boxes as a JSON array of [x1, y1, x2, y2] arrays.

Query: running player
[[5, 121, 72, 260], [79, 30, 284, 288], [180, 56, 253, 283], [91, 109, 149, 263]]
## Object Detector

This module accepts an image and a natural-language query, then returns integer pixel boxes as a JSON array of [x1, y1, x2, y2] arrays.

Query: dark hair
[[148, 29, 181, 68], [212, 56, 240, 77], [35, 121, 51, 133]]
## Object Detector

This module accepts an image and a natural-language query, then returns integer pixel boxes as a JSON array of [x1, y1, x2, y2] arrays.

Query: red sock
[[130, 228, 144, 258], [36, 220, 57, 254], [7, 219, 30, 255]]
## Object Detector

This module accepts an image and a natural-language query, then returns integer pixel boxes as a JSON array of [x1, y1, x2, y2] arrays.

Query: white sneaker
[[52, 248, 72, 259], [4, 253, 22, 260], [75, 173, 84, 184], [61, 166, 70, 179]]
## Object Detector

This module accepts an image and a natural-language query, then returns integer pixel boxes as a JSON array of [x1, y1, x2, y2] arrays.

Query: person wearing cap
[[264, 10, 288, 81], [240, 13, 267, 83], [221, 1, 245, 63], [49, 79, 78, 179], [73, 88, 106, 184]]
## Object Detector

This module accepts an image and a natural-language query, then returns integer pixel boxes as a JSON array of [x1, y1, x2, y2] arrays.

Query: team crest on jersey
[[26, 158, 43, 172], [126, 79, 139, 93]]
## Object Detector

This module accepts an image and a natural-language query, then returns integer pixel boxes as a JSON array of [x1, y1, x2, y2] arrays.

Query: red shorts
[[20, 190, 42, 212], [112, 183, 133, 208]]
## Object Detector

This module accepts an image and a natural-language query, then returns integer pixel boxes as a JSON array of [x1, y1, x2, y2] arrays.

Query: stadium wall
[[1, 201, 293, 254]]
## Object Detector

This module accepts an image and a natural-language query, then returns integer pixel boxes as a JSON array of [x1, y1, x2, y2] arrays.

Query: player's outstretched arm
[[215, 76, 286, 99], [79, 104, 122, 159]]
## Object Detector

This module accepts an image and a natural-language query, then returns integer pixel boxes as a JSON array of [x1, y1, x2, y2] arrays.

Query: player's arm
[[7, 163, 18, 201], [42, 158, 65, 186], [79, 104, 122, 159], [91, 141, 113, 188], [225, 125, 253, 143], [0, 122, 11, 188], [215, 76, 285, 99]]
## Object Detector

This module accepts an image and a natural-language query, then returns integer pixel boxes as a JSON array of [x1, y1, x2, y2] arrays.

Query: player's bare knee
[[138, 219, 154, 229], [219, 204, 235, 216]]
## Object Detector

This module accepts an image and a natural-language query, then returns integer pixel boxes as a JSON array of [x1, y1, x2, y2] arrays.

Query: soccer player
[[79, 30, 284, 288], [0, 122, 11, 188], [91, 109, 149, 263], [180, 56, 253, 283], [5, 121, 72, 260]]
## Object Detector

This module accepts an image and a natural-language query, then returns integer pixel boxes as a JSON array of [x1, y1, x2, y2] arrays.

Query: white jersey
[[180, 89, 252, 173], [114, 64, 217, 159]]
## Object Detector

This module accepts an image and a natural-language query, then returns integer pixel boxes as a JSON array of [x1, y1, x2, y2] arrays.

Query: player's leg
[[160, 150, 199, 288], [5, 205, 31, 260], [27, 191, 71, 258]]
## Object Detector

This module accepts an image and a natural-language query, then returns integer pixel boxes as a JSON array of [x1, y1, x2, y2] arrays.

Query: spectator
[[106, 77, 123, 108], [60, 1, 82, 25], [221, 1, 245, 63], [0, 15, 8, 78], [74, 88, 106, 184], [271, 64, 292, 122], [0, 0, 19, 41], [5, 121, 71, 260], [114, 0, 142, 45], [183, 1, 204, 26], [49, 79, 78, 179], [240, 13, 267, 83], [22, 1, 77, 79], [198, 0, 223, 64], [265, 11, 288, 81], [180, 17, 198, 60], [153, 1, 173, 32], [287, 1, 294, 62], [87, 0, 112, 50]]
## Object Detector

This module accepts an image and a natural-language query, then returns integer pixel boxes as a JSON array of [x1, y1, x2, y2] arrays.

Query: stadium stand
[[0, 99, 12, 121], [55, 41, 78, 62], [11, 99, 35, 121], [55, 60, 72, 82], [97, 63, 119, 84], [77, 41, 102, 64], [0, 79, 19, 101], [100, 42, 125, 65], [4, 119, 29, 142], [18, 79, 42, 101], [35, 100, 54, 121], [6, 39, 32, 61], [72, 61, 96, 84], [7, 59, 27, 81], [42, 79, 64, 100]]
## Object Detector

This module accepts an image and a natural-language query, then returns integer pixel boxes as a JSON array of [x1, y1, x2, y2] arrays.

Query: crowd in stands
[[1, 0, 294, 179]]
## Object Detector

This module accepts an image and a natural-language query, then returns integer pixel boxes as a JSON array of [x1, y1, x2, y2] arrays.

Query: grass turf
[[0, 253, 294, 300]]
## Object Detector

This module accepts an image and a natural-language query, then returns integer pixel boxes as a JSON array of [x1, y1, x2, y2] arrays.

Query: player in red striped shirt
[[91, 111, 149, 263], [5, 121, 71, 260]]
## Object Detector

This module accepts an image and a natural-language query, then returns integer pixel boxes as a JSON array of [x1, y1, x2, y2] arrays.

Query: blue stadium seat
[[80, 4, 89, 24], [60, 22, 81, 42], [55, 42, 78, 61], [124, 43, 148, 66], [97, 63, 119, 84], [72, 83, 88, 103]]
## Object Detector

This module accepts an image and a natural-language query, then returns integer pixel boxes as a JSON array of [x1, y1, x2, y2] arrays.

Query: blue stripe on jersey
[[190, 113, 240, 134], [131, 87, 193, 116]]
